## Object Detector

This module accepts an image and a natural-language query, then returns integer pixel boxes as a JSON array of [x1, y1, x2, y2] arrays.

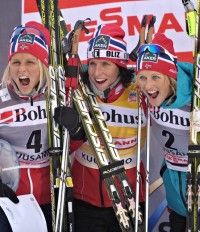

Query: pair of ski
[[36, 0, 73, 232], [131, 15, 156, 232], [182, 0, 200, 231]]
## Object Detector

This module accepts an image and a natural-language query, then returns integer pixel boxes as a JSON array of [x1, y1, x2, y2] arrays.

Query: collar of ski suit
[[8, 83, 46, 101], [98, 82, 124, 102]]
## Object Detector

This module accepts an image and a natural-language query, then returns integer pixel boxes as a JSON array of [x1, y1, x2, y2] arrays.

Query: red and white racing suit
[[0, 85, 50, 205], [71, 82, 147, 207]]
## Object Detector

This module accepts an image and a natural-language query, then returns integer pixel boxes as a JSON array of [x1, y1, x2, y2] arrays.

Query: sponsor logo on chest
[[150, 107, 190, 130], [100, 104, 146, 127], [0, 102, 47, 126]]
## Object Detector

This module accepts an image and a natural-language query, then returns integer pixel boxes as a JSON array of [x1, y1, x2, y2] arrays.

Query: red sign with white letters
[[22, 0, 194, 63]]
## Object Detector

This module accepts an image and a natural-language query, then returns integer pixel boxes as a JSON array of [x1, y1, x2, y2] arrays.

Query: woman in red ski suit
[[54, 23, 147, 232]]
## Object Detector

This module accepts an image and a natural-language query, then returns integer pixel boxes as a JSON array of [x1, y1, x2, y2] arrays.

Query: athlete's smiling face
[[88, 59, 119, 92], [137, 70, 173, 107], [9, 53, 40, 96]]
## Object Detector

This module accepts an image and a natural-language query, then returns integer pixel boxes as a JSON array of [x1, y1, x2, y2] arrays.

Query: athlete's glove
[[54, 106, 85, 140], [0, 179, 19, 204]]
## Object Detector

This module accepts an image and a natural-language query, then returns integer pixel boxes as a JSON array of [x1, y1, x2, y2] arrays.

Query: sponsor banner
[[22, 0, 194, 63]]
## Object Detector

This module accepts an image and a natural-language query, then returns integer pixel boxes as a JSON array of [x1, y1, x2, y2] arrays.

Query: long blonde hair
[[166, 76, 176, 105], [1, 59, 51, 95]]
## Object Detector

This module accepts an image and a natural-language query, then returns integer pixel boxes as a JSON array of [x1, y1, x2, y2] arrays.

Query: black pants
[[73, 199, 145, 232], [0, 207, 12, 232], [73, 199, 122, 232], [40, 204, 52, 232], [0, 204, 52, 232], [169, 210, 186, 232]]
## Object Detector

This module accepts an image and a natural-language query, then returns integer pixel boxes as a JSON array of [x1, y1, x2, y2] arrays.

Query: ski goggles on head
[[137, 44, 177, 62], [11, 25, 47, 45]]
